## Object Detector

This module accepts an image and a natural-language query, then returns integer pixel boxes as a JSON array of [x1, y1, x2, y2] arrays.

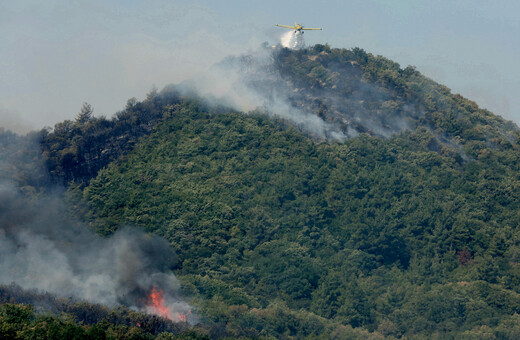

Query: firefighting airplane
[[275, 23, 323, 34]]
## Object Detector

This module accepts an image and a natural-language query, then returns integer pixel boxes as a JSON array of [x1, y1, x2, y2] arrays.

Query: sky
[[1, 0, 519, 132]]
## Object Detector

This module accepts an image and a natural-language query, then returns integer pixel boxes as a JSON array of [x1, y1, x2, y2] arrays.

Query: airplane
[[275, 23, 323, 34]]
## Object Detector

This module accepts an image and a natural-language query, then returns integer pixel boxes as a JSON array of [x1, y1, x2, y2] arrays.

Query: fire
[[147, 286, 172, 320], [176, 313, 187, 323], [146, 286, 190, 323]]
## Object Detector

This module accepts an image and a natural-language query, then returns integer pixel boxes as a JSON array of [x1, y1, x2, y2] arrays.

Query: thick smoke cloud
[[0, 132, 192, 322]]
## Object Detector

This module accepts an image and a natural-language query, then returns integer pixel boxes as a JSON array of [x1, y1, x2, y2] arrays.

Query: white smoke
[[174, 45, 347, 141], [281, 30, 305, 50]]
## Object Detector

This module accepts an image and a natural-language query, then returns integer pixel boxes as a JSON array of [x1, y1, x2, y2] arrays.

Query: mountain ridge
[[39, 45, 520, 188]]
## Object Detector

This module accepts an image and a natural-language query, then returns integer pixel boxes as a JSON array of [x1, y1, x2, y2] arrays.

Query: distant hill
[[24, 45, 520, 338]]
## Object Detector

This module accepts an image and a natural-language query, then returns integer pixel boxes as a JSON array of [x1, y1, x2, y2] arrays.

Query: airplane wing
[[275, 24, 296, 29], [302, 28, 323, 30]]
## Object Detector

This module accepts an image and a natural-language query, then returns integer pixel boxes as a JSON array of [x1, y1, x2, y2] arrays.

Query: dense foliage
[[39, 89, 183, 185], [81, 98, 520, 337], [15, 45, 520, 338]]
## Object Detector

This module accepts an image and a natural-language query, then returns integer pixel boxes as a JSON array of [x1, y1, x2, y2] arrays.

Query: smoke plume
[[0, 132, 193, 323], [174, 44, 348, 141], [171, 38, 425, 141]]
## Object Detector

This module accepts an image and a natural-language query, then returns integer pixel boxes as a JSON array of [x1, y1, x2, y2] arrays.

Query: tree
[[76, 102, 93, 125]]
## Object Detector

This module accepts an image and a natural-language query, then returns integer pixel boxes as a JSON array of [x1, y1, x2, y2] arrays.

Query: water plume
[[281, 30, 304, 49]]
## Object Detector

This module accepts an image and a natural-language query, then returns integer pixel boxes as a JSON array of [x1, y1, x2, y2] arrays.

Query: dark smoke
[[0, 130, 192, 321]]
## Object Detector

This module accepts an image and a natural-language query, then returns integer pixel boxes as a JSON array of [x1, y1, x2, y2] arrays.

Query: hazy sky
[[1, 0, 519, 132]]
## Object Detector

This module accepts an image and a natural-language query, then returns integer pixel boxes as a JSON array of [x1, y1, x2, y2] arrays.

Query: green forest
[[4, 45, 520, 339]]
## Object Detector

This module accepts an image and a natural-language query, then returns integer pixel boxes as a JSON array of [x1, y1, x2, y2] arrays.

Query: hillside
[[82, 103, 520, 338], [6, 45, 520, 338]]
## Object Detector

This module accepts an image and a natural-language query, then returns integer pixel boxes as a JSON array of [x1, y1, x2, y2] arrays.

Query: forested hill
[[227, 44, 517, 142], [40, 44, 518, 187], [17, 45, 520, 338]]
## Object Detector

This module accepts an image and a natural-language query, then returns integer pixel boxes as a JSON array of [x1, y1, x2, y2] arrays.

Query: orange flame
[[176, 313, 187, 323], [148, 286, 172, 320]]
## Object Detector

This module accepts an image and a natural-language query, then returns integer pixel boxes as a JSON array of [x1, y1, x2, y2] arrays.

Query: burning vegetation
[[148, 286, 172, 320], [147, 286, 189, 323]]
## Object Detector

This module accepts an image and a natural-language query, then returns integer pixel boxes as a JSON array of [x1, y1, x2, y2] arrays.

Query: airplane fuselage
[[275, 22, 322, 33]]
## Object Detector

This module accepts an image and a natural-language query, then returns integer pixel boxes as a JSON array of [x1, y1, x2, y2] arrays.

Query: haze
[[1, 0, 519, 132]]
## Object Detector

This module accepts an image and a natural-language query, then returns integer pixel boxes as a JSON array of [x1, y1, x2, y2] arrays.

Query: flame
[[175, 313, 187, 323], [147, 286, 172, 320], [146, 286, 189, 323]]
